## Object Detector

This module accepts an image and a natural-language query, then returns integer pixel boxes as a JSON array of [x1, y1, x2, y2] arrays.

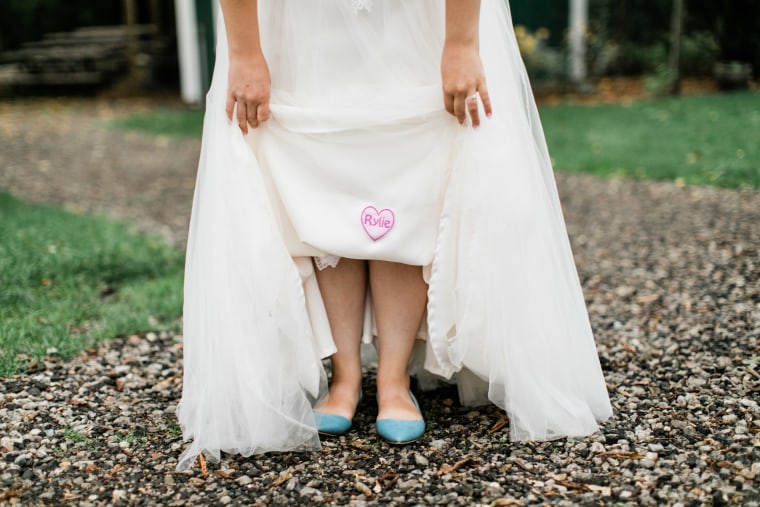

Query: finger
[[236, 101, 248, 134], [479, 82, 493, 118], [443, 92, 455, 117], [247, 102, 259, 129], [257, 102, 270, 124], [453, 95, 466, 125], [225, 94, 235, 123], [467, 95, 481, 128]]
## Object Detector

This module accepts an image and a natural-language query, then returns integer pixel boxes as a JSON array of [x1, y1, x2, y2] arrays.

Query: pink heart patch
[[361, 206, 395, 241]]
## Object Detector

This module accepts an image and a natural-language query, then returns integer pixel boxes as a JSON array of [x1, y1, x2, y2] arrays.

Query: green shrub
[[680, 31, 720, 77], [515, 25, 567, 83]]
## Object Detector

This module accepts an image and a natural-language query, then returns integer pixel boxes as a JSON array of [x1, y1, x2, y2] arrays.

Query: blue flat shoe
[[313, 392, 363, 437], [313, 412, 353, 436], [376, 391, 425, 444]]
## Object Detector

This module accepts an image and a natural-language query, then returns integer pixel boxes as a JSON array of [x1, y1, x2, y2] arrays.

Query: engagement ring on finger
[[465, 92, 480, 102]]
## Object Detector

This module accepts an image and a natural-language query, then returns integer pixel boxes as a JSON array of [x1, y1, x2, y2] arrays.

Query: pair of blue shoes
[[313, 391, 425, 444]]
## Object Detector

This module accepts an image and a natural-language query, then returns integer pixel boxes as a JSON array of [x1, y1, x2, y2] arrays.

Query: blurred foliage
[[514, 0, 758, 81], [515, 25, 566, 83], [511, 0, 569, 47], [586, 0, 759, 77]]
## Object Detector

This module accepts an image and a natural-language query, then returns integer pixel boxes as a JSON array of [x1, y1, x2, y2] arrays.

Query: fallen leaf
[[488, 416, 508, 434], [214, 469, 234, 479], [511, 458, 533, 472], [636, 294, 660, 304], [61, 489, 79, 501], [349, 440, 371, 451], [737, 470, 757, 480], [598, 451, 644, 460], [437, 456, 479, 476], [557, 480, 591, 491], [271, 467, 293, 487], [373, 471, 398, 493], [198, 453, 208, 477], [354, 479, 372, 497]]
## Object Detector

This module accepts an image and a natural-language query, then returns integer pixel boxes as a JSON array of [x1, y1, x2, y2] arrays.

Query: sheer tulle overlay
[[176, 0, 613, 471]]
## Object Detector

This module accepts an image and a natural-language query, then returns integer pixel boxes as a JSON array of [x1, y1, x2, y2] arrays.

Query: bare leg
[[370, 260, 428, 420], [314, 258, 366, 419]]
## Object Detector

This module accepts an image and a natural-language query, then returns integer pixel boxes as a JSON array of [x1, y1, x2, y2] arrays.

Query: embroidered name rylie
[[361, 206, 395, 241]]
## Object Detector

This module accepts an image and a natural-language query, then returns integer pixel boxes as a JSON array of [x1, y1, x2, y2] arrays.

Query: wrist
[[228, 44, 264, 62], [443, 36, 479, 50]]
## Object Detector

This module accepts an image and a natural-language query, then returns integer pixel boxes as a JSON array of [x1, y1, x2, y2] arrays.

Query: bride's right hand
[[225, 53, 271, 134]]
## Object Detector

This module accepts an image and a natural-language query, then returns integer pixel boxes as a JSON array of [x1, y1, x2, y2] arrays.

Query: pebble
[[236, 475, 252, 486], [429, 440, 447, 450], [414, 453, 429, 467]]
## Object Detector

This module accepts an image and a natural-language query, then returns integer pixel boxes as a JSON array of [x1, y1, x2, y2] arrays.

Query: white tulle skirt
[[176, 0, 613, 472]]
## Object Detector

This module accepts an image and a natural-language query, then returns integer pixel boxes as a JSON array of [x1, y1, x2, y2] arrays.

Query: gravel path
[[1, 98, 758, 506], [0, 98, 199, 246]]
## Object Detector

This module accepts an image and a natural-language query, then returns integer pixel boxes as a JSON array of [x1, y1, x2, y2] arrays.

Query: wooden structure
[[0, 25, 162, 87]]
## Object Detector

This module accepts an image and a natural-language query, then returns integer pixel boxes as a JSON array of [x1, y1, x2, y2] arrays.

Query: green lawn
[[0, 193, 184, 376], [110, 108, 204, 138], [539, 91, 760, 189], [109, 91, 758, 189]]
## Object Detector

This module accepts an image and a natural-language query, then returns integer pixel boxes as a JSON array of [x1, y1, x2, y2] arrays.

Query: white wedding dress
[[176, 0, 613, 472]]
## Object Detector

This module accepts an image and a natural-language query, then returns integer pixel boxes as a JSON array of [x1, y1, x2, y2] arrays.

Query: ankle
[[375, 372, 410, 392], [330, 370, 363, 391], [330, 358, 362, 386], [375, 382, 412, 406], [328, 380, 363, 400]]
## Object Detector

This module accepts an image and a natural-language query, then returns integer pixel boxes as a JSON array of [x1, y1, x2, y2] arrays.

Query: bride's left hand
[[441, 42, 492, 128]]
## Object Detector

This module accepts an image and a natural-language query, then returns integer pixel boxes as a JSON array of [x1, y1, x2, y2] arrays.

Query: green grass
[[0, 193, 183, 376], [109, 108, 204, 138], [63, 427, 91, 444], [539, 91, 760, 189]]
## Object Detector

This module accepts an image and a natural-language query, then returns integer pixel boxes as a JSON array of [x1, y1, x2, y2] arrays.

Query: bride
[[176, 0, 613, 472]]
